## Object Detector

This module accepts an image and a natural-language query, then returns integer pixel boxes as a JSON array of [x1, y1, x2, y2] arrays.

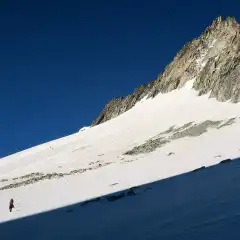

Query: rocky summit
[[92, 16, 240, 126]]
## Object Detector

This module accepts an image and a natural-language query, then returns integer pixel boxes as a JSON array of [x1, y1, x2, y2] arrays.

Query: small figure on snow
[[9, 198, 14, 212]]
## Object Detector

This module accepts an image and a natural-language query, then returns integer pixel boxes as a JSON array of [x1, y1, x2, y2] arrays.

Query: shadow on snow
[[1, 157, 240, 239]]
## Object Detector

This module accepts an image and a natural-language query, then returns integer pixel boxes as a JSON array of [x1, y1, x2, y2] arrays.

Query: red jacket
[[9, 199, 14, 207]]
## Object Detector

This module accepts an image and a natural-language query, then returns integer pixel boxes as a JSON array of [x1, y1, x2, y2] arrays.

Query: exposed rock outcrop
[[0, 162, 113, 191], [91, 83, 155, 126], [124, 118, 236, 155], [92, 16, 240, 126]]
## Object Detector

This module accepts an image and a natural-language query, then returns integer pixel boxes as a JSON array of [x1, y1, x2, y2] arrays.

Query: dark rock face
[[219, 159, 232, 164], [91, 84, 154, 126], [92, 16, 240, 126], [191, 166, 206, 173]]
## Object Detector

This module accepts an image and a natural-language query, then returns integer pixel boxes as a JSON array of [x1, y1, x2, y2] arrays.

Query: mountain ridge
[[92, 16, 240, 126]]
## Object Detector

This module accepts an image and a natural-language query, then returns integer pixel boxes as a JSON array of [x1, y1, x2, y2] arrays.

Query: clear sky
[[0, 0, 239, 158]]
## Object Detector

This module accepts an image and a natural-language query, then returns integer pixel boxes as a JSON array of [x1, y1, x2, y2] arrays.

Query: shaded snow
[[1, 158, 240, 240]]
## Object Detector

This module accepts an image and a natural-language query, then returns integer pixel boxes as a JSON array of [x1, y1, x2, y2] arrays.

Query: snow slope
[[1, 82, 240, 238], [1, 158, 240, 239]]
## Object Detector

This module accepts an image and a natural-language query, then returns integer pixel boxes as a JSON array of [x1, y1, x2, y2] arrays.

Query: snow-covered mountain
[[1, 16, 240, 239], [92, 16, 240, 126]]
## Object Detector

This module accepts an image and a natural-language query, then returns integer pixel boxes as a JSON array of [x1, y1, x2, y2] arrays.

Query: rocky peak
[[92, 16, 240, 126]]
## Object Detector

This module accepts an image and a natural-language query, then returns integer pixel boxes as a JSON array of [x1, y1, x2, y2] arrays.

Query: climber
[[9, 198, 14, 212]]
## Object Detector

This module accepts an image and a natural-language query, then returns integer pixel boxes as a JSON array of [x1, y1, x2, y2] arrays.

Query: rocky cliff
[[92, 16, 240, 126]]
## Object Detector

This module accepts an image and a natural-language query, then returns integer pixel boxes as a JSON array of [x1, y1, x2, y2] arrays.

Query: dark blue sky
[[0, 0, 239, 158]]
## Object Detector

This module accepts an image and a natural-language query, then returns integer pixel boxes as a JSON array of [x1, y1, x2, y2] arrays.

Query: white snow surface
[[79, 126, 90, 132], [1, 83, 240, 239]]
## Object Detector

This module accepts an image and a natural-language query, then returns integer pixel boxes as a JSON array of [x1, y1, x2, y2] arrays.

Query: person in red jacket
[[9, 198, 14, 212]]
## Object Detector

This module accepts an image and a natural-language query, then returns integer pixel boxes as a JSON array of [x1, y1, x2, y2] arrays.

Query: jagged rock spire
[[92, 16, 240, 126]]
